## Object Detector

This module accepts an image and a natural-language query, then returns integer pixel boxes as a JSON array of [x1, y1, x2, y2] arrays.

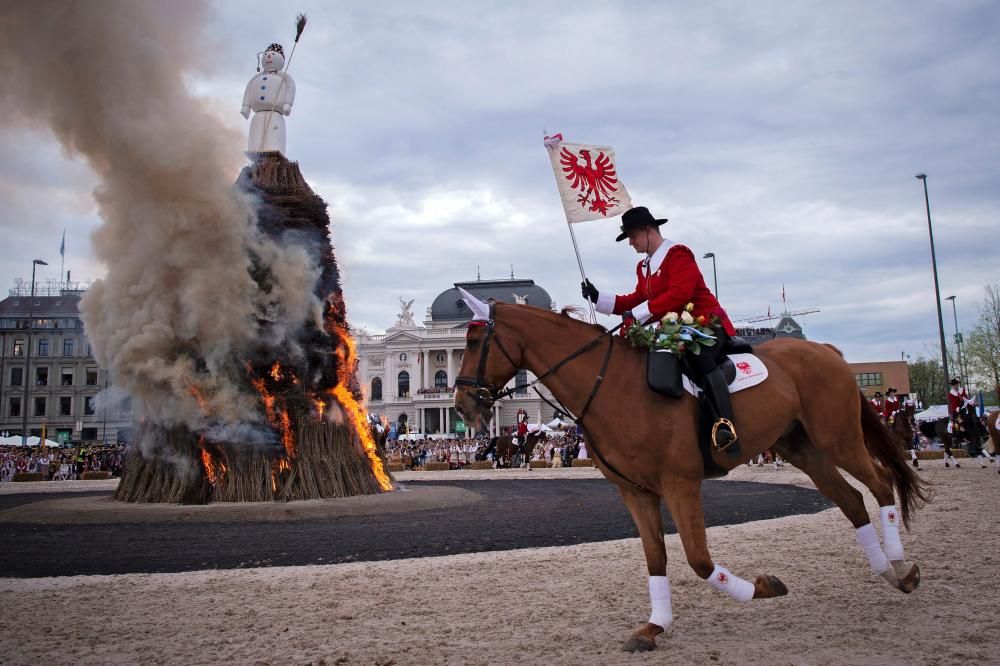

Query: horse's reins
[[454, 304, 647, 491]]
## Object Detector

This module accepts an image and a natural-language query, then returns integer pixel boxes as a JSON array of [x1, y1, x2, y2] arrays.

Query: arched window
[[514, 369, 528, 395], [434, 370, 448, 388], [398, 371, 410, 397], [370, 377, 382, 401]]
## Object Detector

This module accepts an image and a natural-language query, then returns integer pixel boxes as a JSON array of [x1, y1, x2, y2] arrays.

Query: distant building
[[0, 281, 133, 444], [734, 311, 807, 345], [354, 278, 563, 437], [848, 360, 911, 397]]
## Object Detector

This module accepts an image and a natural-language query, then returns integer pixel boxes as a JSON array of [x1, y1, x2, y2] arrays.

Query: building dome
[[430, 279, 554, 324]]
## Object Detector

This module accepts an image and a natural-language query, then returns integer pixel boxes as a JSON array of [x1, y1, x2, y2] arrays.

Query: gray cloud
[[2, 0, 998, 366]]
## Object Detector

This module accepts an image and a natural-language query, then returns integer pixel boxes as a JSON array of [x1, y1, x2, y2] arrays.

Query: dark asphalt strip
[[0, 479, 831, 578]]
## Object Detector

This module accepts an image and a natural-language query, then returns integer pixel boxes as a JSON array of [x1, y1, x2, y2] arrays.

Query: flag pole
[[564, 219, 597, 323]]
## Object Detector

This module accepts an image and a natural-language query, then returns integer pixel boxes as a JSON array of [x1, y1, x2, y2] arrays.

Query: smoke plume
[[0, 1, 321, 433]]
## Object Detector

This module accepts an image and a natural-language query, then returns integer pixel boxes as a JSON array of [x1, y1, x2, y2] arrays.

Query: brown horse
[[453, 298, 928, 652], [488, 431, 546, 468]]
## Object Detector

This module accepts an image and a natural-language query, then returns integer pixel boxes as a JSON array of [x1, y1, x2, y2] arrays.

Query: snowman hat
[[256, 43, 285, 72]]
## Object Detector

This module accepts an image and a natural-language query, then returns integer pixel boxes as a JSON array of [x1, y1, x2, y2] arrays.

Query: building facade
[[0, 282, 133, 444], [354, 278, 563, 437]]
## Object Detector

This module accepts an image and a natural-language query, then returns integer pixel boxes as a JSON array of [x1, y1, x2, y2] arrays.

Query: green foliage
[[907, 356, 947, 406], [964, 283, 1000, 402]]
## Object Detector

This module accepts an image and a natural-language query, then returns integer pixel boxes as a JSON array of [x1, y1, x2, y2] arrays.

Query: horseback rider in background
[[581, 206, 739, 452]]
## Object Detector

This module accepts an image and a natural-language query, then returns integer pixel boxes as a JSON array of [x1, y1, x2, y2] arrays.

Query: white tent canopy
[[914, 405, 948, 422], [546, 418, 571, 429], [25, 436, 61, 448], [0, 435, 24, 447]]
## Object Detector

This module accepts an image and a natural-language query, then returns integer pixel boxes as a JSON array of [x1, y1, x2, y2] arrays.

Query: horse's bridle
[[454, 302, 621, 420], [454, 303, 523, 406]]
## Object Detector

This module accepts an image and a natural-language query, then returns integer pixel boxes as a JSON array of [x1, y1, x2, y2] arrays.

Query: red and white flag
[[544, 133, 632, 223]]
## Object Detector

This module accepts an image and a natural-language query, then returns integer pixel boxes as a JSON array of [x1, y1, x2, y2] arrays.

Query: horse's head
[[453, 288, 522, 431]]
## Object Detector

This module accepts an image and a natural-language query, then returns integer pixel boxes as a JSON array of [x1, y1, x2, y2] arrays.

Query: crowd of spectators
[[0, 445, 127, 482], [385, 431, 588, 470]]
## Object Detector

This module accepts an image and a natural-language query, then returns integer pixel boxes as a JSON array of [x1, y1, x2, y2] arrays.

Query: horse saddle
[[646, 336, 766, 399]]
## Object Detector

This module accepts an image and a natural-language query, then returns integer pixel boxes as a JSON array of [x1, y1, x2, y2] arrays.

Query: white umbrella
[[44, 438, 61, 448], [0, 435, 24, 447], [546, 418, 568, 429]]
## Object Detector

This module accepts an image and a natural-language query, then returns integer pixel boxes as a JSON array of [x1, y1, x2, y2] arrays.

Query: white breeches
[[248, 111, 286, 154]]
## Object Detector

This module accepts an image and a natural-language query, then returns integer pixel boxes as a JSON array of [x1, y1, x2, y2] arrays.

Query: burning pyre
[[114, 155, 393, 503]]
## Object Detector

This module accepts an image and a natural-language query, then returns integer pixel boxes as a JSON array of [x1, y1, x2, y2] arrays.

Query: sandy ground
[[1, 462, 997, 665]]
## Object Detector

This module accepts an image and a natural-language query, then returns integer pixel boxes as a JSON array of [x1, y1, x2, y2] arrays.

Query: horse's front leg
[[617, 485, 670, 653], [662, 477, 788, 602]]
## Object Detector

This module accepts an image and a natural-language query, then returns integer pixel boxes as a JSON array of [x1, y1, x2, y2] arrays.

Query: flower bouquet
[[626, 302, 721, 356]]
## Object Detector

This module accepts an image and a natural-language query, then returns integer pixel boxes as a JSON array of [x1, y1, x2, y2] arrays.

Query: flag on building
[[544, 133, 632, 223]]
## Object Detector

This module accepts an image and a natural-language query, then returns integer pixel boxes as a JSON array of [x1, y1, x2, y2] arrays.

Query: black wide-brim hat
[[615, 206, 668, 242]]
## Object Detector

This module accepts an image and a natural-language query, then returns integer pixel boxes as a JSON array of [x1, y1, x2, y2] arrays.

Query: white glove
[[240, 106, 250, 119], [282, 103, 292, 116]]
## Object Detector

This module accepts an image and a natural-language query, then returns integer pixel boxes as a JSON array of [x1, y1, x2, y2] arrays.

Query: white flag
[[544, 133, 632, 223]]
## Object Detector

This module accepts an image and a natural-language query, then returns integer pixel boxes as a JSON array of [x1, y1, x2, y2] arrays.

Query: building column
[[447, 350, 455, 387], [445, 407, 450, 433], [423, 351, 431, 391]]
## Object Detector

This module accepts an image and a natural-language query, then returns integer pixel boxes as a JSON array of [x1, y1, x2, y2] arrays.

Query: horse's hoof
[[894, 562, 920, 594], [753, 575, 788, 598], [622, 623, 663, 652]]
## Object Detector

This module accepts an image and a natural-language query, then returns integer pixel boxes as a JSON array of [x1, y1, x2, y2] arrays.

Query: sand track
[[0, 463, 996, 665]]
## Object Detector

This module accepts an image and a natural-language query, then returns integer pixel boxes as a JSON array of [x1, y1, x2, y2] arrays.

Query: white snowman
[[241, 42, 296, 156]]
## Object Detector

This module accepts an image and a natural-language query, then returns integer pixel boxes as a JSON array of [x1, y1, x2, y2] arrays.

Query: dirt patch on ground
[[0, 461, 996, 664]]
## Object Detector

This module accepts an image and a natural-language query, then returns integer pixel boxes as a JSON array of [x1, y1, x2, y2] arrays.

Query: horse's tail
[[858, 391, 929, 529]]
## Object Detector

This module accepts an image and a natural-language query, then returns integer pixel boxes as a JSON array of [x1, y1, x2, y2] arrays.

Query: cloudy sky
[[2, 0, 998, 363]]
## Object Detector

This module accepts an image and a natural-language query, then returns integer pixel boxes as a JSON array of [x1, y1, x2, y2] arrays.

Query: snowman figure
[[241, 43, 296, 156]]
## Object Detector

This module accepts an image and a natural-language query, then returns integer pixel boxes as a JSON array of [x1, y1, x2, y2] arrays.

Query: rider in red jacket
[[581, 206, 739, 452]]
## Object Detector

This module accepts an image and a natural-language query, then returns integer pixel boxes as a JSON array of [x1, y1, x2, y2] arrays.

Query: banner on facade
[[544, 133, 632, 223]]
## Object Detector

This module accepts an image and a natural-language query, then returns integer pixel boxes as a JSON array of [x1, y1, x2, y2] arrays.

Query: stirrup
[[712, 418, 738, 452]]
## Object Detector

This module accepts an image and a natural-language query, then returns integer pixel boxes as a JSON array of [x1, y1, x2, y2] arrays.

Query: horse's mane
[[558, 305, 608, 333]]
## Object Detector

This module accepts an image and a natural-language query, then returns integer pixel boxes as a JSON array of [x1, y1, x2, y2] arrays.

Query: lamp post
[[22, 259, 48, 445], [702, 252, 718, 298], [915, 174, 950, 390], [945, 295, 968, 384]]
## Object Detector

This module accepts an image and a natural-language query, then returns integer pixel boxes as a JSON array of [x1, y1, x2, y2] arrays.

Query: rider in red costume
[[581, 206, 739, 452]]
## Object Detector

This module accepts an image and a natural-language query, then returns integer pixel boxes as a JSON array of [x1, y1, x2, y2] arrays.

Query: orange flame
[[188, 383, 209, 414], [270, 361, 282, 381], [328, 384, 392, 491], [249, 368, 296, 460], [200, 448, 217, 485]]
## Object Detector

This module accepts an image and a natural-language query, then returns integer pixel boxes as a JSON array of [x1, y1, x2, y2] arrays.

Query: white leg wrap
[[706, 564, 755, 602], [910, 449, 917, 461], [880, 506, 904, 561], [856, 523, 890, 573], [647, 575, 673, 629]]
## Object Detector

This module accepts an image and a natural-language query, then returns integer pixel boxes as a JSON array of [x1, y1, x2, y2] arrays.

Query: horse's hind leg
[[775, 439, 918, 593], [659, 476, 788, 603], [616, 485, 670, 653]]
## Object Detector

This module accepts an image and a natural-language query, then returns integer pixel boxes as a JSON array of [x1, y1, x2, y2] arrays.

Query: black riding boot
[[703, 368, 738, 453]]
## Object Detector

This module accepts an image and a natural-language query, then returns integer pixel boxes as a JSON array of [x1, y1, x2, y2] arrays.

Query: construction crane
[[736, 307, 820, 324]]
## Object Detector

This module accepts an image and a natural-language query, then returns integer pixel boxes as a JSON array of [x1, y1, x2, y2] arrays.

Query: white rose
[[680, 311, 695, 324], [663, 312, 679, 324]]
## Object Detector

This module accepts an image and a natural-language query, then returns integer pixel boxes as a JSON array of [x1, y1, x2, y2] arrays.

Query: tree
[[964, 283, 1000, 403], [907, 356, 947, 406]]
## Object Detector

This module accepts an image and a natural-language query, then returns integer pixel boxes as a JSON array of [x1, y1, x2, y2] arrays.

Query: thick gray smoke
[[0, 1, 321, 432]]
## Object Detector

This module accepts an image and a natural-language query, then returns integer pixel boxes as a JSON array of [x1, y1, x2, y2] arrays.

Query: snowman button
[[260, 86, 266, 90], [259, 96, 265, 101]]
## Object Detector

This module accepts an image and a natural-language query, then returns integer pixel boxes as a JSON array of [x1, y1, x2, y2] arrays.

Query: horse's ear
[[458, 287, 490, 321]]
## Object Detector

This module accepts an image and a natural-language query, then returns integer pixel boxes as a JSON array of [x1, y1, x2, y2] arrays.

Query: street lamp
[[22, 258, 48, 445], [945, 295, 968, 384], [915, 174, 950, 388], [900, 351, 910, 362], [702, 252, 718, 298]]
